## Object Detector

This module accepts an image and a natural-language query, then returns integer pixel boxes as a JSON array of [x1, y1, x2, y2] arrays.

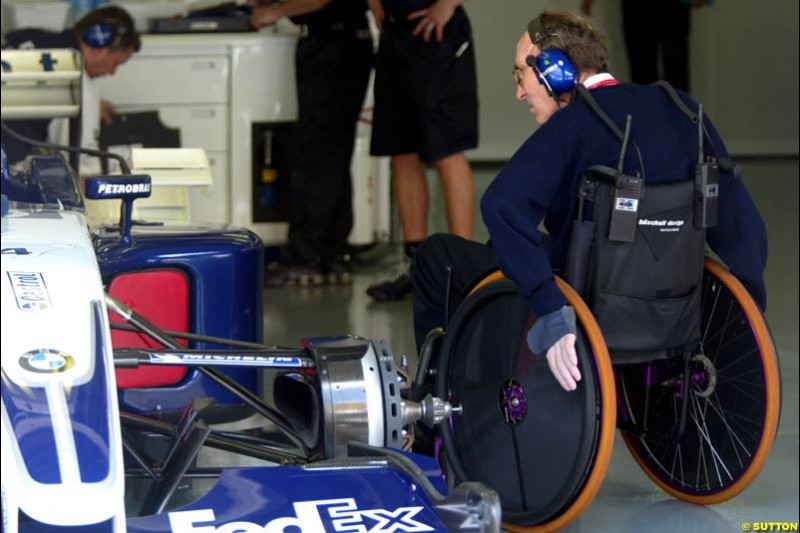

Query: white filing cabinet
[[96, 32, 298, 243]]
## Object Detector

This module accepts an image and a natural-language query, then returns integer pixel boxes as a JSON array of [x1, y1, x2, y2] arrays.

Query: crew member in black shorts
[[252, 0, 373, 286], [366, 0, 478, 301]]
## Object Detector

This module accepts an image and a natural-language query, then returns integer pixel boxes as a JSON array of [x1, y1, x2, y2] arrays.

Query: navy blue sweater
[[481, 83, 767, 317]]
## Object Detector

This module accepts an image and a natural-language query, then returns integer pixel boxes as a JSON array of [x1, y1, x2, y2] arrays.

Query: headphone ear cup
[[83, 22, 115, 49], [526, 54, 554, 97], [535, 49, 577, 95]]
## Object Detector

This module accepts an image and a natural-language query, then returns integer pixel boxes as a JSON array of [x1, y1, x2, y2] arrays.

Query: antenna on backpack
[[617, 115, 633, 175], [697, 104, 705, 165]]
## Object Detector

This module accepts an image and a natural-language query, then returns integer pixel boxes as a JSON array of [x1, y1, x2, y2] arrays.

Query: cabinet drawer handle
[[190, 109, 216, 119], [190, 61, 216, 71]]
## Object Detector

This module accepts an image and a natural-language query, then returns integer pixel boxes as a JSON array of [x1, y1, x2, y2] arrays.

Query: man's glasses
[[513, 66, 525, 87]]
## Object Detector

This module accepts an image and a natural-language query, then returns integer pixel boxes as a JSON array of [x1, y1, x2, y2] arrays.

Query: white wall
[[465, 0, 799, 161], [690, 1, 799, 155]]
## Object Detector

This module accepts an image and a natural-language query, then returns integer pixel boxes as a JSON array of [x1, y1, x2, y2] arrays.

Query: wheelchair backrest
[[569, 83, 714, 363], [586, 179, 705, 362]]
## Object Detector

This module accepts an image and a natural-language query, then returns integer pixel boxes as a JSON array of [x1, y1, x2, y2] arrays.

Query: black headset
[[525, 15, 578, 97]]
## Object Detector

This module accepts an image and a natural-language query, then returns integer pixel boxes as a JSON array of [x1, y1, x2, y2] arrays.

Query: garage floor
[[261, 156, 798, 532]]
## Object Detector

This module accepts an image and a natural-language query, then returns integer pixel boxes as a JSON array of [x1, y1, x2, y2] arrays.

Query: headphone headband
[[528, 16, 546, 45], [528, 15, 565, 49], [526, 15, 576, 97]]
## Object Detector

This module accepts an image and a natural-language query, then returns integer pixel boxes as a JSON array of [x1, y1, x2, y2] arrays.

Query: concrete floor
[[261, 156, 799, 532]]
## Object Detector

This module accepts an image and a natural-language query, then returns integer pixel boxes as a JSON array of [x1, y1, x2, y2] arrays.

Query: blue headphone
[[82, 21, 119, 49], [526, 16, 577, 97]]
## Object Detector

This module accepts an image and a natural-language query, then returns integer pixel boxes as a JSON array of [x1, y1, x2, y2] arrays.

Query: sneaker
[[367, 259, 412, 301], [265, 260, 325, 288], [324, 254, 354, 285]]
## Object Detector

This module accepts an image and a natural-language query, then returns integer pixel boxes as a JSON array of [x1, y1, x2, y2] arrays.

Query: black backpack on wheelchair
[[424, 83, 781, 532], [565, 82, 710, 363]]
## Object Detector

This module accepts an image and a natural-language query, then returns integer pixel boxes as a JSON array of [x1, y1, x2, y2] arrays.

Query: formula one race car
[[1, 47, 500, 532], [0, 142, 500, 532]]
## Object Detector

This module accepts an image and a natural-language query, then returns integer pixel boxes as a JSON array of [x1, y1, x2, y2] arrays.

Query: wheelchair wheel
[[436, 272, 616, 532], [618, 258, 781, 503]]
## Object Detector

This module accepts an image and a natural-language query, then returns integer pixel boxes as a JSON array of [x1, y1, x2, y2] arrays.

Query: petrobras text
[[96, 182, 151, 195], [168, 498, 436, 533]]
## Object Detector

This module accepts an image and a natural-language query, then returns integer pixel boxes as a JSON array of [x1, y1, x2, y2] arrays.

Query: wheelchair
[[423, 174, 781, 532]]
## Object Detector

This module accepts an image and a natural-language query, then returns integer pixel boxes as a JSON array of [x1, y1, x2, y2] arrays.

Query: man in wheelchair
[[411, 10, 767, 391], [407, 10, 779, 530]]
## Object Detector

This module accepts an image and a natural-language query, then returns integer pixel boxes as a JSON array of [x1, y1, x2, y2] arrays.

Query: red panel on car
[[109, 269, 190, 388]]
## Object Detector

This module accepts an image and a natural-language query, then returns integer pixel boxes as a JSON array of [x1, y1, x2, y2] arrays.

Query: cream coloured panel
[[188, 151, 229, 225], [96, 56, 229, 105]]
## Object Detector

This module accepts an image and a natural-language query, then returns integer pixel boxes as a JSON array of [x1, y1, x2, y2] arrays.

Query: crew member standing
[[252, 0, 373, 286]]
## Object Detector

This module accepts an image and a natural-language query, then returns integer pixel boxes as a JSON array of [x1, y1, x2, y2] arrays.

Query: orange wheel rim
[[465, 273, 616, 532]]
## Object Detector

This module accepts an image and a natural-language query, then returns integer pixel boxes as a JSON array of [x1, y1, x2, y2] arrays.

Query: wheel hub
[[691, 353, 717, 398], [499, 379, 527, 425]]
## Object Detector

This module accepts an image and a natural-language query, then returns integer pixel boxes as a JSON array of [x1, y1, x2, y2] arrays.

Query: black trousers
[[285, 23, 373, 263], [621, 0, 691, 92], [411, 234, 499, 352]]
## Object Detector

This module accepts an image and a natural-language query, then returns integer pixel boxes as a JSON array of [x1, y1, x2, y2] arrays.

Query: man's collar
[[582, 73, 617, 89]]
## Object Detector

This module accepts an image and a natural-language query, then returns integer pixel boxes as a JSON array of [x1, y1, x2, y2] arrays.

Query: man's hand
[[408, 0, 458, 43], [546, 333, 581, 391], [100, 100, 116, 126], [368, 0, 384, 31], [251, 3, 283, 29]]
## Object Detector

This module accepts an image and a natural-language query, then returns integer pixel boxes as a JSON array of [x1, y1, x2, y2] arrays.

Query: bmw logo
[[19, 349, 74, 374], [19, 301, 49, 311]]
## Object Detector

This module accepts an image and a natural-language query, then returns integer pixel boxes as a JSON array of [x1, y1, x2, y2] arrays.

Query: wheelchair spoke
[[670, 443, 685, 487], [702, 295, 735, 342], [718, 394, 764, 432], [704, 299, 734, 355], [706, 391, 751, 467], [714, 376, 765, 405], [510, 426, 528, 511], [694, 418, 711, 489], [620, 373, 638, 425], [701, 279, 723, 344], [714, 348, 759, 375], [638, 440, 683, 488], [716, 365, 764, 385], [690, 390, 734, 484], [706, 404, 763, 430], [691, 390, 712, 488], [691, 402, 714, 488], [708, 329, 756, 363]]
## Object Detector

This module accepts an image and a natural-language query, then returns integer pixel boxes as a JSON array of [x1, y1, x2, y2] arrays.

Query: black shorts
[[370, 7, 479, 164]]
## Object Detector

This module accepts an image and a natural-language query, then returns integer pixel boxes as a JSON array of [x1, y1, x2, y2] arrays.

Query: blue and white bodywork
[[0, 160, 500, 532], [1, 206, 125, 530]]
